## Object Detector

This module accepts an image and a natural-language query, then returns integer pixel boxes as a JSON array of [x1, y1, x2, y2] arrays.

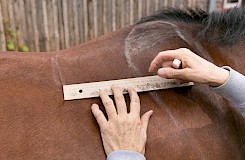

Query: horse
[[0, 8, 244, 160]]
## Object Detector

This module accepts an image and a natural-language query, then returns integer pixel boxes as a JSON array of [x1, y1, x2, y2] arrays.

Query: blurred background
[[0, 0, 243, 52]]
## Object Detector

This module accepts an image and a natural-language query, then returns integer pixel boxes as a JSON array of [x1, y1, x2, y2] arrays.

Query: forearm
[[107, 150, 146, 160], [211, 66, 245, 117]]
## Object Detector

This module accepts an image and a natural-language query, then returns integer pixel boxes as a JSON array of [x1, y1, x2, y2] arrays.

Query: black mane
[[138, 8, 245, 45]]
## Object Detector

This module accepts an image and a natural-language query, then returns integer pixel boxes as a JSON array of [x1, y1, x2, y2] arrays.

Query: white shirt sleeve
[[107, 150, 145, 160], [211, 66, 245, 118]]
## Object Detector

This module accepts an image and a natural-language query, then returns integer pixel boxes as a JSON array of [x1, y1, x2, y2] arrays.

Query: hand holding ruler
[[63, 59, 194, 100]]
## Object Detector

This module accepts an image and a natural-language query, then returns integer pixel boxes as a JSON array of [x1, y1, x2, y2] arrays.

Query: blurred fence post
[[0, 0, 209, 52], [208, 0, 216, 13]]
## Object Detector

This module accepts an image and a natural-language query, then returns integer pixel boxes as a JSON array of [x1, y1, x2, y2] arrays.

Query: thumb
[[141, 110, 153, 130], [157, 68, 183, 79]]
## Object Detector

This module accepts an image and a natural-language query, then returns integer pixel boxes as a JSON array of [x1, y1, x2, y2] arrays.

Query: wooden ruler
[[63, 75, 194, 100]]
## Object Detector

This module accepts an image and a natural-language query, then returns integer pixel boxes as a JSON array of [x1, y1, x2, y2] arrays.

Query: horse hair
[[138, 7, 245, 45]]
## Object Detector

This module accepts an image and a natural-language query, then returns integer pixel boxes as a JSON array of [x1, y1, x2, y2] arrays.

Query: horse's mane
[[138, 7, 245, 45]]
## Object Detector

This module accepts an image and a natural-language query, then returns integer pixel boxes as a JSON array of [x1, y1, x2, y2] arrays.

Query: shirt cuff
[[211, 66, 245, 108], [107, 150, 146, 160]]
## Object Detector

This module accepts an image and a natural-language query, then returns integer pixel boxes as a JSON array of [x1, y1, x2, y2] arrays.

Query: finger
[[148, 50, 181, 72], [128, 87, 140, 117], [91, 104, 107, 129], [112, 85, 127, 116], [157, 68, 188, 79], [161, 61, 174, 68], [141, 110, 153, 130], [99, 90, 117, 120]]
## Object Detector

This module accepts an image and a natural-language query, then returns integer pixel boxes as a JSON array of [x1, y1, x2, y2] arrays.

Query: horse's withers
[[0, 13, 244, 160]]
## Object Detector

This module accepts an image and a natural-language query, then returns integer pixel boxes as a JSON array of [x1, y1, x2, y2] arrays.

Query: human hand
[[91, 85, 153, 156], [148, 48, 229, 86]]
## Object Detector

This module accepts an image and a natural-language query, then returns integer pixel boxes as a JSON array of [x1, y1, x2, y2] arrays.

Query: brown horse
[[0, 8, 244, 160]]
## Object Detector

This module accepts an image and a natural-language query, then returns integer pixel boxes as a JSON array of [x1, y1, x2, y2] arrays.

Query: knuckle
[[135, 119, 142, 126], [118, 117, 127, 124], [181, 48, 191, 56], [159, 51, 166, 57], [104, 100, 114, 106], [95, 112, 103, 119], [131, 97, 140, 104], [170, 69, 178, 78], [142, 134, 147, 142], [100, 126, 109, 133], [152, 59, 160, 68], [93, 110, 100, 117], [129, 115, 140, 122], [179, 48, 188, 52], [153, 61, 160, 68], [171, 69, 176, 77], [115, 95, 125, 101]]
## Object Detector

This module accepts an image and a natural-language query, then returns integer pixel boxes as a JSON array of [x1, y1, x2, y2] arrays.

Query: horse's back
[[0, 22, 244, 160]]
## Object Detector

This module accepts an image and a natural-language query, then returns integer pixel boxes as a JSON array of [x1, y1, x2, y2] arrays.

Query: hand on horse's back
[[91, 85, 153, 156], [149, 48, 229, 86]]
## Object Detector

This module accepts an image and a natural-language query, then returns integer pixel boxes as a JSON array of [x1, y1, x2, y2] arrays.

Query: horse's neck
[[196, 38, 245, 74], [173, 21, 245, 74], [55, 21, 188, 85], [56, 26, 138, 85]]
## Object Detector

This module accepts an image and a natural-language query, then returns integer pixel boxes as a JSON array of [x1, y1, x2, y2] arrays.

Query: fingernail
[[127, 87, 134, 91], [149, 110, 153, 116], [98, 90, 102, 95], [112, 84, 118, 88], [158, 68, 165, 76], [99, 89, 105, 94]]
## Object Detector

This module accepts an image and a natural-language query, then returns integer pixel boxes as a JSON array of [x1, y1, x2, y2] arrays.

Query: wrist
[[208, 67, 229, 86]]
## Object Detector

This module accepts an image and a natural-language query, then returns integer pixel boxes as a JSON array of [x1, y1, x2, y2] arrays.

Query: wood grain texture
[[19, 0, 27, 45], [1, 0, 10, 36], [73, 0, 80, 45], [30, 0, 39, 51], [112, 0, 116, 31], [130, 0, 134, 25], [42, 0, 50, 51], [0, 1, 6, 51], [83, 0, 88, 41], [52, 0, 60, 50], [92, 0, 98, 37], [62, 0, 69, 48], [24, 0, 34, 51], [138, 0, 143, 21], [77, 0, 84, 42], [0, 0, 208, 51], [120, 0, 125, 28], [57, 0, 65, 50], [7, 0, 15, 30]]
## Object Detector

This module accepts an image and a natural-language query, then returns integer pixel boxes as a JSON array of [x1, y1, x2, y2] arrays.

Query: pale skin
[[149, 48, 230, 86], [91, 48, 230, 156], [91, 86, 153, 155]]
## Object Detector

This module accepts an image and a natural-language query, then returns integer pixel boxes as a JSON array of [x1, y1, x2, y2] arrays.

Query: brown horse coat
[[0, 9, 244, 159]]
